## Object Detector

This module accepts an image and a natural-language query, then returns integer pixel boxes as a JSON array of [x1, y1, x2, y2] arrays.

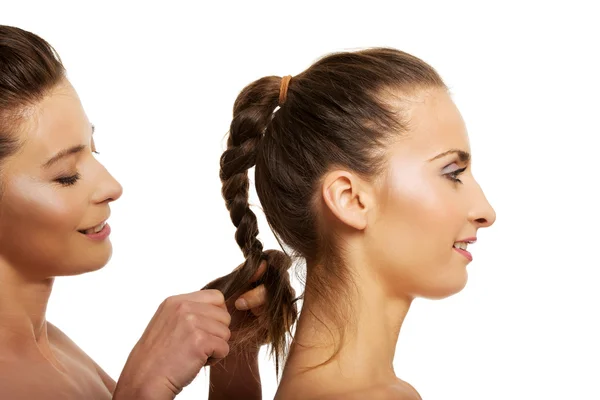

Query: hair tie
[[279, 75, 292, 106]]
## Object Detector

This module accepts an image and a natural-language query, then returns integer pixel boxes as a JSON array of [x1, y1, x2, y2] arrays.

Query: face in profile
[[0, 80, 122, 279], [365, 88, 496, 299]]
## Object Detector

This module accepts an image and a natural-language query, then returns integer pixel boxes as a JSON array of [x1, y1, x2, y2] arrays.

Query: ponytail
[[204, 76, 298, 375]]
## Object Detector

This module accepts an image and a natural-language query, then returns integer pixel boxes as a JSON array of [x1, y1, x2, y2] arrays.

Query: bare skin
[[316, 381, 422, 400], [0, 80, 268, 399], [274, 88, 496, 399], [0, 321, 115, 400], [0, 288, 265, 400]]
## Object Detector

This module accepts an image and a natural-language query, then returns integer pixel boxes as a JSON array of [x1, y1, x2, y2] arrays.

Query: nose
[[91, 163, 123, 204], [468, 183, 496, 229]]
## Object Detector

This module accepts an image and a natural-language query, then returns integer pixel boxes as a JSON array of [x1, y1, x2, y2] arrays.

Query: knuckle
[[193, 330, 208, 346], [192, 332, 222, 359], [162, 295, 177, 308], [221, 341, 230, 356], [202, 289, 224, 304], [184, 312, 198, 326], [175, 300, 191, 315], [213, 338, 229, 358], [220, 309, 232, 326]]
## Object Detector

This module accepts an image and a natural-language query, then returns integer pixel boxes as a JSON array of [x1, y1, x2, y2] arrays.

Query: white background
[[3, 1, 600, 399]]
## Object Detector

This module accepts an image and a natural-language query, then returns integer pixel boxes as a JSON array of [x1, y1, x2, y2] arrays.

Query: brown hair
[[0, 25, 66, 168], [205, 48, 446, 373]]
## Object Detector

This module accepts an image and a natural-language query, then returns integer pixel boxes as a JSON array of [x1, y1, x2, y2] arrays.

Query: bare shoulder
[[47, 322, 83, 346], [319, 380, 422, 400], [47, 323, 117, 393], [0, 358, 31, 398], [385, 380, 422, 400], [0, 325, 114, 399], [0, 356, 71, 399]]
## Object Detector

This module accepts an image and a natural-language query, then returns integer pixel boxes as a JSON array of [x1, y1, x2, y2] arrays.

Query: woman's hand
[[113, 289, 232, 400], [113, 262, 275, 400]]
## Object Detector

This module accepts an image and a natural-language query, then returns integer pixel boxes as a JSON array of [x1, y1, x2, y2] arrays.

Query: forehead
[[391, 89, 470, 159], [15, 82, 89, 163]]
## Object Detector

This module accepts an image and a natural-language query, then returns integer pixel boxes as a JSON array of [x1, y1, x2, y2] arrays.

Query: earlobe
[[321, 170, 369, 231]]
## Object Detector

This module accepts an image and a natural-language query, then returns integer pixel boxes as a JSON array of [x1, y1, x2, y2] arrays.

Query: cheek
[[371, 170, 463, 276], [0, 178, 105, 277], [2, 178, 85, 232], [384, 169, 460, 241]]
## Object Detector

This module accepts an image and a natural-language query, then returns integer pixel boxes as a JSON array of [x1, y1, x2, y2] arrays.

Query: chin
[[59, 247, 113, 276], [419, 271, 469, 300]]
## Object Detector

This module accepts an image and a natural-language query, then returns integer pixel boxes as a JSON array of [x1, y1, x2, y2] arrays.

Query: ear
[[321, 170, 372, 231]]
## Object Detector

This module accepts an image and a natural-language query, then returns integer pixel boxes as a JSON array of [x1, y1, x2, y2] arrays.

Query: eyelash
[[445, 167, 467, 184], [55, 147, 99, 187], [56, 173, 81, 186]]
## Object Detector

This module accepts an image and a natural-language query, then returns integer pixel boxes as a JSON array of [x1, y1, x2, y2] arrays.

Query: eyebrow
[[428, 149, 471, 163], [42, 124, 95, 169], [42, 145, 86, 168]]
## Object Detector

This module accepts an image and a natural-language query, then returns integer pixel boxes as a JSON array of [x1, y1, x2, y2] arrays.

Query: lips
[[453, 237, 476, 261], [78, 221, 107, 235]]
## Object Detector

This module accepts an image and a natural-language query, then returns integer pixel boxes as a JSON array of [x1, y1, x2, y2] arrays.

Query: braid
[[205, 76, 298, 376], [220, 119, 263, 260]]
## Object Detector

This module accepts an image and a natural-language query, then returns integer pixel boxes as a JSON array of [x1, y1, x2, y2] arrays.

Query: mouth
[[78, 221, 107, 235], [453, 237, 476, 261]]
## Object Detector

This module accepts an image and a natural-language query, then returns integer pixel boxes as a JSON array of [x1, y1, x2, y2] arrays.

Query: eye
[[443, 165, 467, 184], [55, 173, 81, 186]]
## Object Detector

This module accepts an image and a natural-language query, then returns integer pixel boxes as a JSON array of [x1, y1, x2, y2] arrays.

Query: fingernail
[[235, 298, 248, 310]]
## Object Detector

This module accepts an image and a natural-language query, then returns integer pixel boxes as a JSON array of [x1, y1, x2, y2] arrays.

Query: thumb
[[234, 284, 266, 311]]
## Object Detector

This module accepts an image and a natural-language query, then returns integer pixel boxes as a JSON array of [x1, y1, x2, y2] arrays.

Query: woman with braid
[[208, 48, 496, 399]]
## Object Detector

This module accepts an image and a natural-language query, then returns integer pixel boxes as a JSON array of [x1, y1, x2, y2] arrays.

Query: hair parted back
[[0, 25, 66, 171], [204, 47, 446, 373]]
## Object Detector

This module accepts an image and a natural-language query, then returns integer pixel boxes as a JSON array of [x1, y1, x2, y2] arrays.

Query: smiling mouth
[[452, 238, 476, 261], [78, 222, 106, 235]]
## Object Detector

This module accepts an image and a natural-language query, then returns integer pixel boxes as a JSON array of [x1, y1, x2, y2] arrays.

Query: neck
[[278, 257, 412, 398], [0, 258, 54, 345]]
